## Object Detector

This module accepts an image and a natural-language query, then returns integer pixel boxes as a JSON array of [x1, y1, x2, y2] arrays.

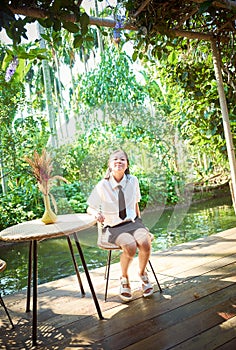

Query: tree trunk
[[37, 24, 58, 148], [53, 49, 69, 137], [211, 39, 236, 213], [0, 136, 7, 194]]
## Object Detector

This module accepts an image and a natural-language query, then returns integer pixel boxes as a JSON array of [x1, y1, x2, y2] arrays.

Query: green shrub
[[0, 187, 42, 230]]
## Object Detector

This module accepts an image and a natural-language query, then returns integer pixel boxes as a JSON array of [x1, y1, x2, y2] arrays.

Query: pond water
[[1, 194, 236, 295]]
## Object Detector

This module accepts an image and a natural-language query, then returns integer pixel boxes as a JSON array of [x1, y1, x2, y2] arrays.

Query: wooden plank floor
[[1, 227, 236, 349]]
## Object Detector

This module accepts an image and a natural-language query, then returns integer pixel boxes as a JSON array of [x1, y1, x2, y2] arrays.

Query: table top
[[0, 214, 96, 242]]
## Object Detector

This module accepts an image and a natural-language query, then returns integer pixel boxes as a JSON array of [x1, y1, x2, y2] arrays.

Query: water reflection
[[1, 195, 236, 295], [150, 196, 236, 251]]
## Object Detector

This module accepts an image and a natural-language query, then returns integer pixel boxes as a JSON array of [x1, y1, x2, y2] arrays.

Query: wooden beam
[[88, 16, 136, 30], [211, 39, 236, 213], [190, 0, 236, 10], [9, 6, 214, 41], [173, 29, 213, 41], [8, 6, 136, 29], [133, 0, 152, 18]]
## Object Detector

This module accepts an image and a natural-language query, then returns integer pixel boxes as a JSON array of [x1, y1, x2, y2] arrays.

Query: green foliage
[[0, 58, 49, 199], [0, 112, 49, 190], [0, 67, 25, 122], [79, 47, 147, 107], [1, 0, 235, 51], [51, 106, 190, 213], [1, 1, 92, 48], [124, 1, 236, 63], [51, 182, 88, 214], [0, 186, 42, 230], [142, 41, 232, 182], [0, 14, 234, 231]]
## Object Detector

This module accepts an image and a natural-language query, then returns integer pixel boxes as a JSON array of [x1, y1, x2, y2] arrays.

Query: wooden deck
[[1, 227, 236, 349]]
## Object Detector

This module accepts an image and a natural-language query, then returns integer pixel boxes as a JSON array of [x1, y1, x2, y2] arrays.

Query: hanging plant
[[25, 149, 68, 224]]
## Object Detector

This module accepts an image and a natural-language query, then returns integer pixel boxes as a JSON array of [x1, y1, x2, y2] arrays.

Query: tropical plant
[[143, 39, 234, 184], [79, 46, 147, 108]]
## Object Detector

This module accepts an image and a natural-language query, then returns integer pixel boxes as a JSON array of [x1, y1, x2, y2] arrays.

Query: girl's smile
[[109, 151, 128, 181]]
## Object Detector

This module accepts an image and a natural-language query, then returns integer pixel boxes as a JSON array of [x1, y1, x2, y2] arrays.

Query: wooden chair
[[97, 224, 162, 301], [0, 259, 14, 328]]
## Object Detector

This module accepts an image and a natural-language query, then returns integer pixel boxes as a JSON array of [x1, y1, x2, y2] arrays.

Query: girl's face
[[109, 151, 128, 175]]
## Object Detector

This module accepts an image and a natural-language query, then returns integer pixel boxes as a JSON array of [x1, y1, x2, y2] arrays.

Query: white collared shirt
[[87, 174, 141, 227]]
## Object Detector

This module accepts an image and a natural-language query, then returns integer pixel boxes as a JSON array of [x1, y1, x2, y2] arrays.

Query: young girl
[[87, 149, 153, 301]]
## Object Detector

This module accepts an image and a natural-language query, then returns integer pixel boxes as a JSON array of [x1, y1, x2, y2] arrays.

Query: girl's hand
[[96, 212, 105, 223]]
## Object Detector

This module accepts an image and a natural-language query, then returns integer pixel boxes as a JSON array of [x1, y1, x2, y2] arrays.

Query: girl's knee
[[139, 239, 151, 253], [122, 242, 137, 258]]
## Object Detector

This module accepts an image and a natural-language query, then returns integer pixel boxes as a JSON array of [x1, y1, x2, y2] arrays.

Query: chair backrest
[[97, 223, 120, 250], [0, 259, 6, 273]]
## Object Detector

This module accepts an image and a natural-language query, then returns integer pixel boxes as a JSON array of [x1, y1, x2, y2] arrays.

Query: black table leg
[[26, 240, 33, 312], [67, 236, 85, 296], [72, 233, 103, 320], [25, 240, 38, 345], [32, 240, 38, 346]]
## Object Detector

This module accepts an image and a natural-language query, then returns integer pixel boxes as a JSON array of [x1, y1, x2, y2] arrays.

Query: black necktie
[[118, 185, 126, 220]]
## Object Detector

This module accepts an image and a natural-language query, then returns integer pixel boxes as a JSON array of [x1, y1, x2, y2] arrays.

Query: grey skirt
[[103, 217, 148, 244]]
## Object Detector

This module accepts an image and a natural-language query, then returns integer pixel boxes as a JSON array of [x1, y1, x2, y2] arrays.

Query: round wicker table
[[0, 214, 103, 346]]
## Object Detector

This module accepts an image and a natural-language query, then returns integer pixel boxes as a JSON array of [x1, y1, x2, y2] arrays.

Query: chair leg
[[104, 251, 109, 280], [67, 236, 85, 296], [105, 251, 162, 300], [148, 260, 162, 293], [104, 250, 112, 301], [0, 294, 14, 328]]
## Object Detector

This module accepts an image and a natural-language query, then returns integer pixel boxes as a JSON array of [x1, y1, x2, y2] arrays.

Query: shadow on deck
[[1, 228, 236, 349]]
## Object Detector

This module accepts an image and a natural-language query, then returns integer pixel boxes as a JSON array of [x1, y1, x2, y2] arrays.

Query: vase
[[41, 194, 57, 224]]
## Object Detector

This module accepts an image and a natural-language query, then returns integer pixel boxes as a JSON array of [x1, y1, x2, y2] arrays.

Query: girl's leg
[[133, 228, 152, 275], [134, 229, 154, 296], [116, 233, 137, 278], [115, 233, 137, 299]]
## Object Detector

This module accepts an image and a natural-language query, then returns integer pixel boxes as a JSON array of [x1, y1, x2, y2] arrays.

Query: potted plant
[[25, 149, 68, 224]]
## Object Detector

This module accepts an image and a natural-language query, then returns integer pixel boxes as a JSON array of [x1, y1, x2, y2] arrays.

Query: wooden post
[[211, 39, 236, 213]]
